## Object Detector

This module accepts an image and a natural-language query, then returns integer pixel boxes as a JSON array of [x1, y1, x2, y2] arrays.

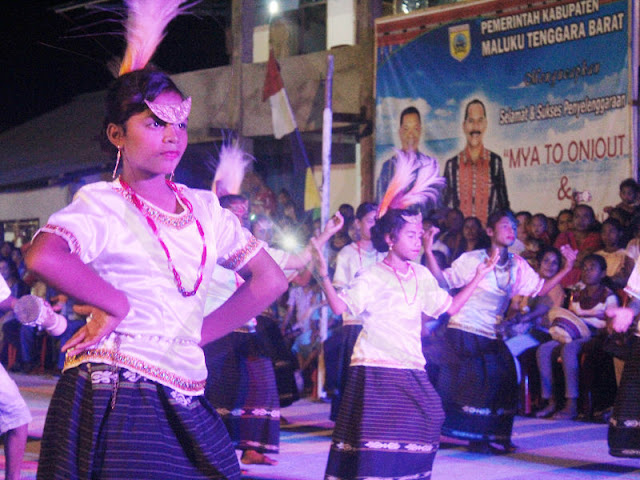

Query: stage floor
[[4, 372, 640, 480]]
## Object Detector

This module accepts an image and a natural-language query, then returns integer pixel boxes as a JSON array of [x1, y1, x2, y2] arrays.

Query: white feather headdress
[[377, 150, 444, 219], [212, 140, 254, 197], [119, 0, 193, 76]]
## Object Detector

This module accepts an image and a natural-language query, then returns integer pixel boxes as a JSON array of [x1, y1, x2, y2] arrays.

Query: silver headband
[[401, 211, 423, 224], [144, 96, 192, 124]]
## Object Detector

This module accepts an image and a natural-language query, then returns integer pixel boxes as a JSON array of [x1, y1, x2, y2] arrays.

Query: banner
[[375, 0, 635, 219]]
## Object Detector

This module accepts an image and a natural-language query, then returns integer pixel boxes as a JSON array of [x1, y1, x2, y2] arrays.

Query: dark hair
[[219, 194, 248, 208], [462, 216, 481, 231], [620, 178, 639, 193], [575, 203, 595, 218], [339, 203, 355, 219], [583, 253, 607, 273], [574, 203, 599, 230], [515, 211, 532, 223], [355, 202, 378, 220], [400, 106, 421, 126], [602, 217, 623, 232], [536, 245, 562, 266], [101, 68, 186, 152], [630, 215, 640, 236], [557, 209, 573, 219], [486, 209, 516, 230], [531, 213, 548, 228], [462, 216, 491, 250], [370, 209, 416, 253], [0, 258, 19, 280], [464, 99, 486, 120]]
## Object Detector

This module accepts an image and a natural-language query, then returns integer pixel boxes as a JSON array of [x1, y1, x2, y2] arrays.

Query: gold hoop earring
[[112, 146, 121, 179]]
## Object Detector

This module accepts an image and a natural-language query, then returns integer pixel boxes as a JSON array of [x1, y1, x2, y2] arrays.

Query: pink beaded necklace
[[383, 259, 418, 306], [119, 177, 207, 297]]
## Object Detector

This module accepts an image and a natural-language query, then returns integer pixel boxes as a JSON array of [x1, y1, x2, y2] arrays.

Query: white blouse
[[204, 244, 289, 331], [339, 262, 451, 370], [38, 179, 261, 395], [623, 258, 640, 336], [0, 276, 9, 302], [333, 242, 384, 325], [444, 250, 544, 339]]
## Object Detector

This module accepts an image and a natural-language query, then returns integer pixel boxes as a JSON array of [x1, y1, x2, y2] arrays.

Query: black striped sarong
[[256, 315, 299, 408], [37, 364, 240, 480], [325, 365, 444, 480], [327, 324, 363, 421], [204, 331, 280, 453], [609, 336, 640, 457], [436, 328, 518, 443]]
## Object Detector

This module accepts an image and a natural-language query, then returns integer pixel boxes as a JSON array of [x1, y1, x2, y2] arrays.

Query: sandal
[[241, 450, 278, 465]]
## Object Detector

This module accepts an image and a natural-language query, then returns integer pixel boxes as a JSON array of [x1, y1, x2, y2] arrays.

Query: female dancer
[[312, 151, 499, 479], [204, 175, 344, 467], [25, 68, 287, 479], [605, 259, 640, 457], [328, 201, 383, 420], [424, 209, 576, 453]]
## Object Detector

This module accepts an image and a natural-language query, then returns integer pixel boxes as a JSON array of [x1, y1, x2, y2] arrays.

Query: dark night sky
[[1, 1, 229, 132]]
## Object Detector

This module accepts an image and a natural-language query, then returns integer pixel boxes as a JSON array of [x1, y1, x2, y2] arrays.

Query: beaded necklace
[[494, 254, 513, 293], [119, 177, 207, 297], [383, 260, 418, 306], [356, 242, 381, 269]]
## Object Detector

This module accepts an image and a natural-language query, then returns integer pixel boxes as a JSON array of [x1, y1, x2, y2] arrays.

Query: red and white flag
[[262, 49, 297, 139]]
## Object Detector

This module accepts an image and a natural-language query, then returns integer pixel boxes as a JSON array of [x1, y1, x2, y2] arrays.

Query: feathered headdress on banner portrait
[[377, 151, 445, 219], [118, 0, 194, 76]]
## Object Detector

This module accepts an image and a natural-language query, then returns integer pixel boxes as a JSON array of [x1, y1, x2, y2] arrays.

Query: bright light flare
[[280, 233, 299, 251], [269, 1, 279, 15]]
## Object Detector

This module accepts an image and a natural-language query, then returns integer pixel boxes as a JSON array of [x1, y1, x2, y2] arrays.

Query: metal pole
[[317, 54, 334, 399]]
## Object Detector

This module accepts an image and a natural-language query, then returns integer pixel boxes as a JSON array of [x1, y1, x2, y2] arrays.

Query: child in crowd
[[556, 209, 574, 236], [554, 204, 602, 288], [604, 178, 639, 229], [535, 254, 618, 420], [504, 247, 567, 372], [596, 218, 634, 292], [529, 214, 552, 246], [511, 211, 532, 255], [460, 216, 491, 257]]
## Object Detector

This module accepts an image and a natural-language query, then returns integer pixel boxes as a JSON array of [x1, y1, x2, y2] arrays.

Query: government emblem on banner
[[449, 24, 471, 61]]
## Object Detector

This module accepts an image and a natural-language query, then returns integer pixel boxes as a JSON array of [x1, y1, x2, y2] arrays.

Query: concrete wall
[[0, 185, 70, 236]]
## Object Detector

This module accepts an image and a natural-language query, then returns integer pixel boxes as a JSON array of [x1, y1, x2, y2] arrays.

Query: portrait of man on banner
[[442, 98, 510, 226], [375, 105, 440, 206]]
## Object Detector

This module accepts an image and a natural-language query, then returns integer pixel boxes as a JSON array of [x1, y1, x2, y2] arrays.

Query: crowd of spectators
[[3, 177, 640, 422]]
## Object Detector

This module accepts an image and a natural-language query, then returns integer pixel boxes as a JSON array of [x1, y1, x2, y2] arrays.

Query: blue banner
[[375, 0, 634, 219]]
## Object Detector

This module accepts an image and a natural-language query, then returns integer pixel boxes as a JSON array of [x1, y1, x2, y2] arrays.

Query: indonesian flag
[[262, 49, 297, 139]]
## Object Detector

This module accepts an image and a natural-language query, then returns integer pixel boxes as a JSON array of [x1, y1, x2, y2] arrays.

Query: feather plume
[[119, 0, 192, 76], [397, 155, 445, 209], [212, 140, 254, 197], [377, 150, 444, 218]]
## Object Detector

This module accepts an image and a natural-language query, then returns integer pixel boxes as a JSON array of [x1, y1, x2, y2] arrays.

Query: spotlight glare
[[269, 1, 279, 15], [281, 233, 299, 251]]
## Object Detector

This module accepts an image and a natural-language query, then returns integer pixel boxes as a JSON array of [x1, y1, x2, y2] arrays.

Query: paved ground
[[3, 372, 640, 479]]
